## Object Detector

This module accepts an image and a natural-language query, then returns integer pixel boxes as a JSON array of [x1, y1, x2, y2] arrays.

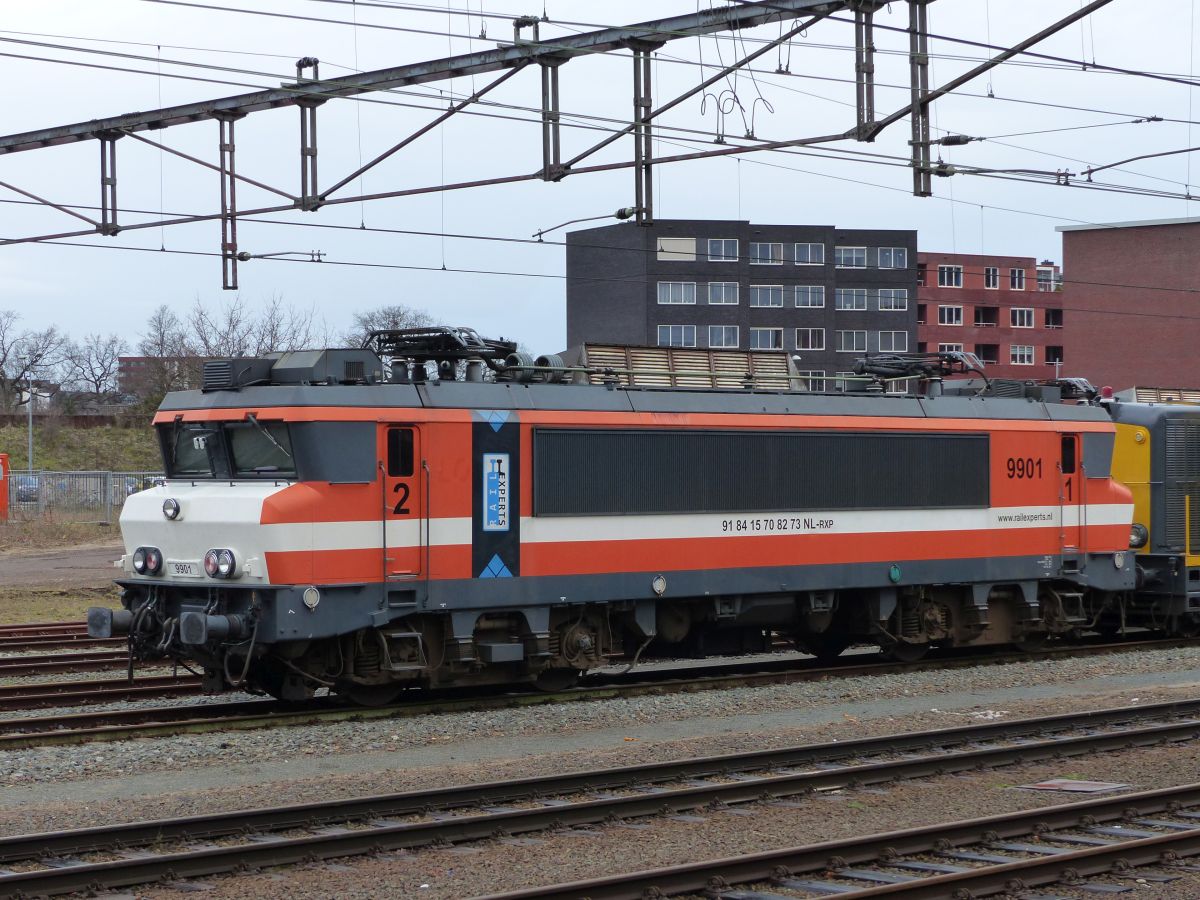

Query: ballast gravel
[[2, 646, 1200, 798]]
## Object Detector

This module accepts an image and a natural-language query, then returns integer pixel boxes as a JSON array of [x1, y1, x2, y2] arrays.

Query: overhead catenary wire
[[3, 22, 1194, 198], [5, 190, 1200, 303], [23, 236, 1200, 325], [2, 2, 1197, 252]]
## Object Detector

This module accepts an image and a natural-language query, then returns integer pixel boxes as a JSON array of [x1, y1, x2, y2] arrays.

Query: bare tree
[[64, 332, 127, 400], [133, 304, 193, 402], [0, 310, 67, 410], [342, 304, 433, 347], [249, 293, 318, 355], [187, 296, 251, 359]]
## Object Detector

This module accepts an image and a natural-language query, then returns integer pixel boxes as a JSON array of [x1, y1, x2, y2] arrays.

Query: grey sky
[[0, 0, 1195, 355]]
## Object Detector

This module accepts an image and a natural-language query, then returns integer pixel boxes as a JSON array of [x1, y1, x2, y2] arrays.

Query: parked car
[[13, 475, 38, 503]]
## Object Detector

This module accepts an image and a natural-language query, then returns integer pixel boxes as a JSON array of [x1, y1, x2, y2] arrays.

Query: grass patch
[[1, 422, 159, 471], [0, 520, 117, 552], [0, 586, 117, 625]]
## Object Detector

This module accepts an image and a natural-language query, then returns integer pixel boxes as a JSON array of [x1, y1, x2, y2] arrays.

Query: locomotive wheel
[[1013, 633, 1049, 653], [882, 640, 929, 663], [797, 635, 850, 664], [338, 683, 404, 707], [533, 667, 583, 692]]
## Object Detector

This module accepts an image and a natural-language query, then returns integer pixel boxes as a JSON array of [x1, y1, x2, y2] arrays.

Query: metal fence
[[7, 470, 163, 524]]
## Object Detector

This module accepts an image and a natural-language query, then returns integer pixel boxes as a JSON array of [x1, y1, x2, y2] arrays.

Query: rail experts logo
[[483, 453, 510, 532]]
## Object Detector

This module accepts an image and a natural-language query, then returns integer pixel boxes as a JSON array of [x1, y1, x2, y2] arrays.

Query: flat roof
[[1057, 215, 1200, 233]]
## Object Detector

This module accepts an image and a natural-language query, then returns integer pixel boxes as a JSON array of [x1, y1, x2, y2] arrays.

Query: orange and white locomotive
[[90, 329, 1136, 702]]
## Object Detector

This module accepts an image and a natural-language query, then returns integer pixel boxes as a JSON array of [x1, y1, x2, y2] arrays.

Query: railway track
[[0, 636, 1193, 738], [0, 622, 121, 651], [0, 674, 203, 711], [0, 649, 130, 677], [3, 697, 1200, 896], [493, 784, 1200, 899]]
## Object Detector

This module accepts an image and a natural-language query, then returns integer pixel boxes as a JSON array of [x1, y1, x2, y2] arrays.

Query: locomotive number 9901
[[1006, 456, 1043, 479]]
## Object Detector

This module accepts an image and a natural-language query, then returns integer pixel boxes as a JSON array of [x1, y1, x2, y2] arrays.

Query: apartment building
[[1058, 217, 1200, 391], [916, 252, 1063, 380], [565, 219, 917, 391]]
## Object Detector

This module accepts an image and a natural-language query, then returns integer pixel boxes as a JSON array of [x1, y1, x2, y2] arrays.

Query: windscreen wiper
[[245, 413, 292, 459]]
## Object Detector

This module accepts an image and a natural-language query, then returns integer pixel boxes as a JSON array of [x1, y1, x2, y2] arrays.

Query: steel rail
[[0, 621, 87, 636], [5, 711, 1200, 896], [0, 637, 1191, 746], [0, 635, 123, 650], [483, 784, 1200, 899], [0, 674, 202, 710], [0, 650, 130, 677]]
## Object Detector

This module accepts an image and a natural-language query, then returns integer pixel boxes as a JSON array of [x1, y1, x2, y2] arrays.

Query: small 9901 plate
[[167, 560, 202, 578]]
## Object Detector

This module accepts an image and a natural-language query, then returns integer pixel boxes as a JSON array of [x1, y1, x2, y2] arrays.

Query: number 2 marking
[[392, 482, 410, 515]]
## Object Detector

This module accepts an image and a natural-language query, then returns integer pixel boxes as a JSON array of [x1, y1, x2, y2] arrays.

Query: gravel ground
[[3, 645, 1199, 898], [124, 739, 1200, 900], [5, 644, 1200, 792]]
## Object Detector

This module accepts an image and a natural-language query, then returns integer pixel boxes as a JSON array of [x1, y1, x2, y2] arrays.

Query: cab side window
[[387, 428, 414, 477], [1061, 435, 1077, 475]]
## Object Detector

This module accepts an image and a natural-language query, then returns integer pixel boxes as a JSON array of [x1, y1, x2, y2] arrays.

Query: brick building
[[1058, 217, 1200, 391], [916, 252, 1063, 380], [566, 219, 917, 391]]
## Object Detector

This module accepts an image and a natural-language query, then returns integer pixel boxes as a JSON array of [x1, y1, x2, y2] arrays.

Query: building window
[[657, 281, 696, 305], [836, 330, 867, 353], [834, 246, 867, 268], [795, 242, 825, 265], [749, 327, 784, 350], [749, 285, 785, 307], [656, 237, 696, 261], [708, 325, 739, 348], [795, 327, 825, 351], [938, 342, 964, 353], [707, 239, 738, 262], [878, 331, 908, 353], [835, 288, 868, 310], [984, 267, 999, 290], [1011, 307, 1034, 328], [878, 288, 908, 311], [1010, 268, 1026, 290], [974, 306, 998, 327], [916, 303, 926, 324], [938, 305, 963, 326], [657, 325, 696, 347], [1037, 266, 1057, 292], [796, 370, 825, 392], [1046, 345, 1064, 365], [975, 343, 999, 365], [938, 264, 963, 288], [795, 285, 826, 308], [1045, 308, 1063, 328], [1010, 344, 1035, 365], [878, 247, 907, 269], [749, 242, 783, 265], [917, 262, 927, 286], [708, 282, 739, 305], [834, 371, 857, 391]]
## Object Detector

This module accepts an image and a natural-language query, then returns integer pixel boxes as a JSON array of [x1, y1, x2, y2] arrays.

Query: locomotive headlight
[[132, 547, 147, 575], [1130, 523, 1149, 549], [144, 547, 163, 575], [205, 549, 237, 578], [162, 498, 181, 520]]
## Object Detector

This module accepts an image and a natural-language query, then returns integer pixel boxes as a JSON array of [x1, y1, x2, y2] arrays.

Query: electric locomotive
[[1105, 395, 1200, 634], [89, 328, 1137, 703]]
